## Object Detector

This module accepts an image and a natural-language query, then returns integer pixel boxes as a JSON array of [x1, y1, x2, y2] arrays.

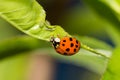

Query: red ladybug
[[50, 36, 80, 55]]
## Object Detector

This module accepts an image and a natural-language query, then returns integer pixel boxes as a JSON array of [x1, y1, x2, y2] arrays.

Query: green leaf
[[102, 47, 120, 80], [76, 36, 113, 50], [0, 0, 69, 41], [48, 48, 111, 75]]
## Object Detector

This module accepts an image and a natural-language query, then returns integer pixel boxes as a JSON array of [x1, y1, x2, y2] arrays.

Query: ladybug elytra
[[50, 36, 80, 56]]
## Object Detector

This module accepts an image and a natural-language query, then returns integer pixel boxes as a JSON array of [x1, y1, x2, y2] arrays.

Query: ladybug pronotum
[[50, 36, 80, 56]]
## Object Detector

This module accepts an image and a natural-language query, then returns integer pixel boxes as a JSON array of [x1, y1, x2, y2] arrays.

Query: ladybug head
[[50, 37, 60, 49]]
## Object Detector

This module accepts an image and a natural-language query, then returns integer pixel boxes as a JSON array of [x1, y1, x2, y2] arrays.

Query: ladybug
[[50, 36, 80, 56]]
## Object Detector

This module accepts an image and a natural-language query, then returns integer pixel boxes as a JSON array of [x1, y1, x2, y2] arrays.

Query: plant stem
[[81, 43, 110, 59]]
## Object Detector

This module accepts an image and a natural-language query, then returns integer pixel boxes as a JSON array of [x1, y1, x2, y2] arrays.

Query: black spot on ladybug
[[74, 49, 76, 52], [64, 53, 68, 55], [62, 44, 65, 46], [66, 48, 70, 52], [63, 40, 66, 42], [76, 40, 78, 44], [69, 38, 73, 41], [70, 43, 74, 47], [76, 45, 78, 48]]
